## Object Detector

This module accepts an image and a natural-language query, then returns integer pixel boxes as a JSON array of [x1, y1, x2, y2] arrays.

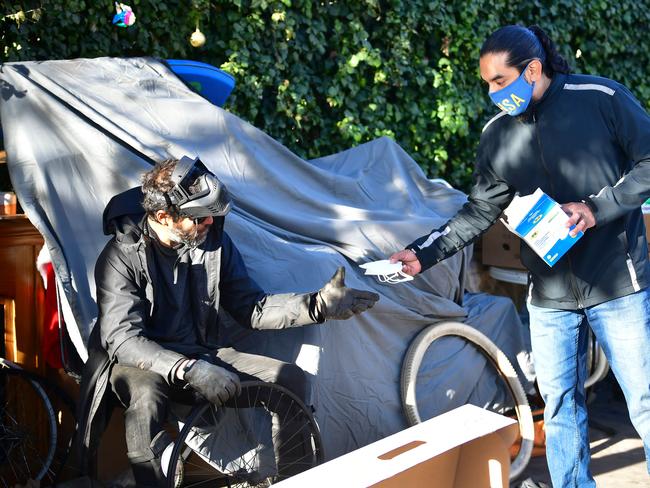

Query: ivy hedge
[[2, 0, 649, 191]]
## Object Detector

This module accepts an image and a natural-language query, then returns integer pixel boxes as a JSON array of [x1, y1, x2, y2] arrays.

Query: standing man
[[391, 25, 650, 487], [79, 156, 379, 487]]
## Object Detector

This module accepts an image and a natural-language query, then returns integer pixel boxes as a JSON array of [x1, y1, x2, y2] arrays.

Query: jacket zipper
[[532, 111, 585, 308]]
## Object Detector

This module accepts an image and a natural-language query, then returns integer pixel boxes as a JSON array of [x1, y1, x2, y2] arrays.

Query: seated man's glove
[[314, 267, 380, 321], [183, 359, 241, 406]]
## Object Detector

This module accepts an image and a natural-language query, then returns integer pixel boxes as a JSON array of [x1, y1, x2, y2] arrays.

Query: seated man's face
[[168, 215, 213, 248]]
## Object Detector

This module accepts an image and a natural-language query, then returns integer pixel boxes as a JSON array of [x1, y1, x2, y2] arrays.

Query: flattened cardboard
[[275, 404, 518, 488]]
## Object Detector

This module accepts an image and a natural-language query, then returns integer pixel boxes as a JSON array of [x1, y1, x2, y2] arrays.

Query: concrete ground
[[514, 373, 649, 487]]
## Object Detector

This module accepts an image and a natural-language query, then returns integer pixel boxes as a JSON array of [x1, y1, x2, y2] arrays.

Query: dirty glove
[[183, 360, 241, 406], [314, 267, 380, 321]]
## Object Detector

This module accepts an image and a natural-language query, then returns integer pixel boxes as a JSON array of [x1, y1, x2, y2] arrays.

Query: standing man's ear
[[527, 58, 544, 83]]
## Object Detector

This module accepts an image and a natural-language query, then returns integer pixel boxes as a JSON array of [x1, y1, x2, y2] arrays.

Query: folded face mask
[[359, 259, 414, 284]]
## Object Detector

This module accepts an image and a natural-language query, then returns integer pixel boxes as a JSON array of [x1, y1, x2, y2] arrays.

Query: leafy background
[[2, 0, 649, 191]]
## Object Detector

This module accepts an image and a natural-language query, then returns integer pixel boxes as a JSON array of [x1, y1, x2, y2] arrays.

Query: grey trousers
[[109, 347, 307, 486]]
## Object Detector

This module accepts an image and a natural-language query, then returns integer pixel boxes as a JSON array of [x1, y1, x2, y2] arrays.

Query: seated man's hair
[[141, 158, 182, 221]]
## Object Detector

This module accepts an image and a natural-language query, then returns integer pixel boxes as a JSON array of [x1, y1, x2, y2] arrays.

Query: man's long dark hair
[[480, 25, 570, 76]]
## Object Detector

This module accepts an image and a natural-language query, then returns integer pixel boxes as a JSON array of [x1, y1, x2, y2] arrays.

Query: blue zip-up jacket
[[408, 72, 650, 309]]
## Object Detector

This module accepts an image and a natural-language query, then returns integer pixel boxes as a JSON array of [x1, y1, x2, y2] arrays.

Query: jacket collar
[[532, 72, 567, 114], [513, 73, 566, 123]]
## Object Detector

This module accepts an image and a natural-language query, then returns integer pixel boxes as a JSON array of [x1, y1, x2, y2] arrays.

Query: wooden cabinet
[[0, 215, 45, 373]]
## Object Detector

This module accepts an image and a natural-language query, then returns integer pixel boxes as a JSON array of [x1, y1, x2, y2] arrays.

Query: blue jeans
[[528, 288, 650, 488]]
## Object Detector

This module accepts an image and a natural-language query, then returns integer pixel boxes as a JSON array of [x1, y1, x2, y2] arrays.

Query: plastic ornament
[[112, 2, 136, 28], [190, 25, 206, 48]]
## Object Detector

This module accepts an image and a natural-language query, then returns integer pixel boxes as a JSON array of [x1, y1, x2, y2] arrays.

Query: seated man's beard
[[169, 225, 208, 249]]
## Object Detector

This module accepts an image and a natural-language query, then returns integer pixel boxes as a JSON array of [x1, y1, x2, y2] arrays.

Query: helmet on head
[[165, 156, 232, 219]]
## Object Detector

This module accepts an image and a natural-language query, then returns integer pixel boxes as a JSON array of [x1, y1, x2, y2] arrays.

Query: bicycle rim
[[167, 381, 323, 487]]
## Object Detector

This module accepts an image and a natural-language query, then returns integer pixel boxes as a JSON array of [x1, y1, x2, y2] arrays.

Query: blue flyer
[[503, 188, 583, 267]]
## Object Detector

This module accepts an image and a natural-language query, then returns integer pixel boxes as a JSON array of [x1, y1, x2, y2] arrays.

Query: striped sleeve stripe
[[417, 226, 451, 250], [591, 175, 626, 199], [563, 83, 615, 96], [482, 111, 508, 133]]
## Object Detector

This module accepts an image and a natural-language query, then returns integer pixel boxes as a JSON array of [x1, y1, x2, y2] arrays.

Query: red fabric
[[42, 262, 63, 369]]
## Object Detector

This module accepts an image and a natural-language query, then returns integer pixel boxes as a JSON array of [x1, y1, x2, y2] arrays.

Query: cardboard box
[[275, 404, 518, 488], [482, 220, 525, 270], [502, 189, 582, 267]]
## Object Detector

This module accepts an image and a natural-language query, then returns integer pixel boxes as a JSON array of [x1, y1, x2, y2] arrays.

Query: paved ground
[[514, 373, 649, 487]]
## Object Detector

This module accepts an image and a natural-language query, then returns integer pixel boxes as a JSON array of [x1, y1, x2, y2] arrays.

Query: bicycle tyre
[[18, 367, 78, 484], [166, 380, 324, 487], [0, 365, 57, 485], [400, 321, 534, 481]]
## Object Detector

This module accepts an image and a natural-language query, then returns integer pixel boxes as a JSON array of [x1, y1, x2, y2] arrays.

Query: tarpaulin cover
[[0, 57, 533, 459]]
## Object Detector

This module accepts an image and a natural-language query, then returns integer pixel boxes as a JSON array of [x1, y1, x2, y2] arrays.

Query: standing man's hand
[[389, 249, 422, 276], [315, 267, 380, 320], [561, 202, 596, 237], [183, 359, 241, 406]]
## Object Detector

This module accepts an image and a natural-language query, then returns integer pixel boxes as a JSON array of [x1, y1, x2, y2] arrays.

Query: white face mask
[[360, 259, 414, 284], [376, 271, 414, 284]]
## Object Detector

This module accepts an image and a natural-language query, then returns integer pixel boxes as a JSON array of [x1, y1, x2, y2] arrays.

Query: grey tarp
[[0, 57, 533, 459]]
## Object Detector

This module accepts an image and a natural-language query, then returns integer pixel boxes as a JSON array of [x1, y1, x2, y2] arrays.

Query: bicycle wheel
[[166, 380, 324, 487], [400, 321, 534, 481], [0, 366, 57, 487]]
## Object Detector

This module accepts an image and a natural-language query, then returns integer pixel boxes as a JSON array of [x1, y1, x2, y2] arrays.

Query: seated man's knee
[[112, 366, 170, 415], [134, 380, 168, 414]]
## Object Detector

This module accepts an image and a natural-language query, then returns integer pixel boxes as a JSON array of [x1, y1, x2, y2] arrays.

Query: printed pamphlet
[[502, 188, 583, 267]]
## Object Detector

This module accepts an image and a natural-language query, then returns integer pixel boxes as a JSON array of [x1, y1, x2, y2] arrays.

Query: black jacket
[[76, 187, 320, 470], [409, 73, 650, 309]]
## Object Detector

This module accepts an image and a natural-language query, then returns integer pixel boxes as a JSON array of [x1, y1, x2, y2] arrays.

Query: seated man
[[79, 156, 379, 487]]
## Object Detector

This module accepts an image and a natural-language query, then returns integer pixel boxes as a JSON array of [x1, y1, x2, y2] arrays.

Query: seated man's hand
[[315, 267, 380, 321], [184, 360, 241, 406]]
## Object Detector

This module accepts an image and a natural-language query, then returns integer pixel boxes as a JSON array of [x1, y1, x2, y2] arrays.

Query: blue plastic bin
[[167, 59, 235, 107]]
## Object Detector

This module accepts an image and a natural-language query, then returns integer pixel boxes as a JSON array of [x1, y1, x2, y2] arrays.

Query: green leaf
[[2, 0, 647, 191]]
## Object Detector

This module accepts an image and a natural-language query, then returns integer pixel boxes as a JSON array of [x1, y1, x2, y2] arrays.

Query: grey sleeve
[[96, 244, 185, 381], [586, 85, 650, 226], [249, 292, 320, 330], [219, 232, 320, 329]]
